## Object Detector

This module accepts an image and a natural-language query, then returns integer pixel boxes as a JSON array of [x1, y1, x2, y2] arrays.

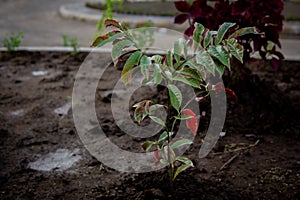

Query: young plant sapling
[[91, 18, 256, 185]]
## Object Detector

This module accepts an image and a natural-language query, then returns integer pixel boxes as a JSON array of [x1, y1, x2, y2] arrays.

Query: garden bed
[[86, 1, 300, 21], [0, 51, 299, 199]]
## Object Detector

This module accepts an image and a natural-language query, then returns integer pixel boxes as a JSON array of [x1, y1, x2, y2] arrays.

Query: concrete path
[[0, 0, 96, 47], [0, 0, 299, 60]]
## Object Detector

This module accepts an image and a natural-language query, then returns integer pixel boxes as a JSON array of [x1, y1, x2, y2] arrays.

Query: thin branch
[[220, 153, 239, 170], [212, 139, 260, 156]]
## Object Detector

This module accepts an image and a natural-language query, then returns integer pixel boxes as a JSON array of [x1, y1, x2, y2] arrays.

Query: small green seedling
[[2, 32, 24, 52], [62, 34, 79, 55], [95, 0, 124, 34]]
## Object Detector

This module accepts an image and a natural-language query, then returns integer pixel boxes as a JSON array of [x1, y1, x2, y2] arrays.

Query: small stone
[[145, 188, 164, 198]]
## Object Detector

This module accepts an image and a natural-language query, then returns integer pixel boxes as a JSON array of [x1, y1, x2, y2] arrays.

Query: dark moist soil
[[0, 51, 300, 199]]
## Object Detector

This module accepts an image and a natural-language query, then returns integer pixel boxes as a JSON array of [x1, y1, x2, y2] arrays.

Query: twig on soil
[[213, 139, 260, 155], [220, 153, 239, 170], [218, 140, 260, 170]]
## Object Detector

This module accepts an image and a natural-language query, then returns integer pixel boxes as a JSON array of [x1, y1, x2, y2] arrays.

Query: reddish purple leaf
[[231, 0, 249, 16], [174, 13, 190, 24], [174, 0, 285, 66], [272, 51, 285, 60], [225, 88, 238, 102], [184, 26, 194, 37], [271, 58, 279, 71], [174, 1, 191, 12]]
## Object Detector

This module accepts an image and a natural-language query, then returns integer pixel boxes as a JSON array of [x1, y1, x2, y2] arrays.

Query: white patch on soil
[[10, 109, 25, 116], [32, 70, 48, 76], [54, 102, 72, 115], [28, 148, 81, 172]]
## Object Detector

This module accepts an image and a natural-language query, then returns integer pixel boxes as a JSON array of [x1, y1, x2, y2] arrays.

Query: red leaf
[[153, 150, 160, 161], [90, 34, 109, 47], [104, 18, 123, 29], [174, 1, 191, 12], [190, 0, 212, 18], [183, 109, 198, 135], [174, 13, 190, 24], [225, 88, 238, 102], [231, 0, 249, 16], [271, 58, 279, 71], [212, 82, 224, 94], [184, 26, 194, 37]]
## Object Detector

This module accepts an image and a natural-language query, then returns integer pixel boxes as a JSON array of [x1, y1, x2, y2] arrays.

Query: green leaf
[[149, 116, 165, 126], [122, 66, 140, 85], [196, 50, 216, 76], [174, 38, 183, 62], [134, 106, 143, 123], [214, 58, 225, 77], [173, 164, 193, 181], [142, 100, 151, 119], [140, 55, 151, 78], [112, 39, 135, 62], [215, 22, 236, 45], [133, 100, 148, 108], [176, 156, 194, 166], [162, 145, 176, 162], [160, 159, 168, 164], [141, 141, 155, 152], [122, 50, 142, 84], [132, 101, 142, 108], [173, 75, 200, 88], [193, 23, 205, 50], [91, 32, 125, 47], [153, 64, 162, 85], [227, 38, 244, 63], [208, 45, 230, 67], [185, 60, 197, 70], [170, 138, 193, 149], [229, 27, 258, 39], [158, 131, 174, 143], [167, 84, 182, 112], [166, 50, 173, 68], [179, 68, 201, 80], [183, 40, 189, 59], [140, 55, 151, 66], [149, 104, 165, 113], [165, 70, 173, 81], [174, 115, 193, 120], [185, 60, 205, 80], [151, 55, 163, 63], [203, 30, 217, 49], [133, 100, 152, 121], [141, 64, 150, 80]]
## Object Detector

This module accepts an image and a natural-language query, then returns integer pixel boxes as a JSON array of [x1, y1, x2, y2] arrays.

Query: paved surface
[[0, 0, 96, 47], [0, 0, 300, 60]]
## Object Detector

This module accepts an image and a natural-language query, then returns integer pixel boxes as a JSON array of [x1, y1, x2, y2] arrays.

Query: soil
[[0, 51, 300, 199]]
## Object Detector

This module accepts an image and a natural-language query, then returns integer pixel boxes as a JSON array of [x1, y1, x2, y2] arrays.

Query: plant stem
[[165, 94, 175, 188]]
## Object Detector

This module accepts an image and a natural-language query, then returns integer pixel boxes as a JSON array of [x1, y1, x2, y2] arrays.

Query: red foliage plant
[[174, 0, 285, 70]]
